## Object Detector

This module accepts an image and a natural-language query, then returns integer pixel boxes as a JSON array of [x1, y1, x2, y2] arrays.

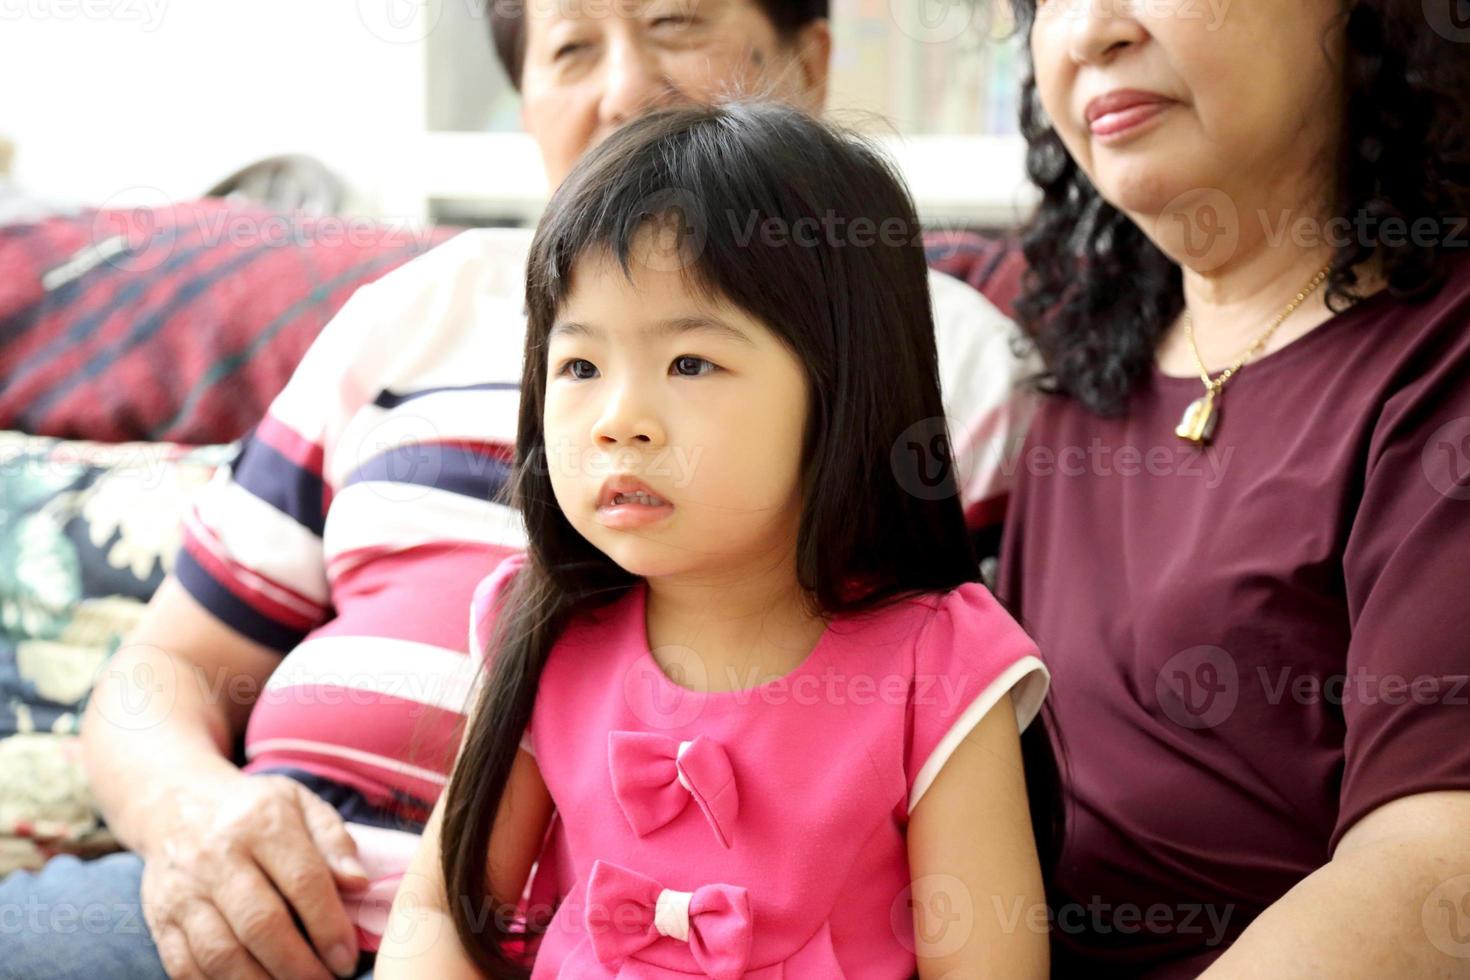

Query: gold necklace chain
[[1174, 260, 1334, 445]]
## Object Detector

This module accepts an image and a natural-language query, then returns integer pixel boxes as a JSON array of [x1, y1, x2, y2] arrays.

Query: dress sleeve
[[468, 550, 533, 756], [1333, 321, 1470, 850], [905, 582, 1050, 813]]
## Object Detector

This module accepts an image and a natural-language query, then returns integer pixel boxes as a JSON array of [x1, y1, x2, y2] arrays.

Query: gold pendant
[[1175, 389, 1219, 445]]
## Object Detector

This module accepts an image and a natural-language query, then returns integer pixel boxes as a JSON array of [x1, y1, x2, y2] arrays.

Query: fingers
[[238, 785, 363, 978], [155, 925, 205, 980], [296, 786, 370, 885], [177, 900, 272, 980], [140, 775, 367, 980], [211, 861, 344, 980], [140, 774, 369, 980]]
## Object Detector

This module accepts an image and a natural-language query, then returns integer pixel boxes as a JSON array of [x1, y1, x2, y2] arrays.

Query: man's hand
[[139, 772, 370, 980]]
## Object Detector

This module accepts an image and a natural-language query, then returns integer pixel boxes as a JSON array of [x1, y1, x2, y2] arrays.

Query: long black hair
[[438, 100, 1063, 975], [1010, 0, 1470, 416]]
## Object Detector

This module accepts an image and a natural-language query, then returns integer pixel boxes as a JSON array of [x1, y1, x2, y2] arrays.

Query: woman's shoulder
[[1347, 251, 1470, 445], [1357, 249, 1470, 335]]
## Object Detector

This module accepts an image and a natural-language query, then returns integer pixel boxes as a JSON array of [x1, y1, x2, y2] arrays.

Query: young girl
[[376, 102, 1053, 979]]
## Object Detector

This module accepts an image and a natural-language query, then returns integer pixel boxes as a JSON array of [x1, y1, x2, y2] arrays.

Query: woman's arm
[[375, 732, 554, 978], [1199, 790, 1470, 979], [908, 691, 1050, 979]]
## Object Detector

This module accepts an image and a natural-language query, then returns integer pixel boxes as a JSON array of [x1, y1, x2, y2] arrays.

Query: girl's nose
[[591, 391, 667, 449]]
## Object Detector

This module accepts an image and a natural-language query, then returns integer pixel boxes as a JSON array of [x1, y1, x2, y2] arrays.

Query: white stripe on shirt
[[262, 635, 482, 715], [322, 483, 527, 570]]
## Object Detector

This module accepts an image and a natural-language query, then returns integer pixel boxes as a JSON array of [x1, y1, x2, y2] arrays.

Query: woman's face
[[521, 0, 831, 188], [542, 235, 809, 583], [1029, 0, 1346, 260]]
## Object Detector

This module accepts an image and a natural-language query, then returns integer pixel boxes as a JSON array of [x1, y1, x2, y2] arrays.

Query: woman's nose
[[597, 36, 679, 130], [1066, 0, 1148, 65]]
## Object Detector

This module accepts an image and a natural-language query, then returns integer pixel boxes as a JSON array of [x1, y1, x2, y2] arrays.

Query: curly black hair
[[1010, 0, 1470, 416]]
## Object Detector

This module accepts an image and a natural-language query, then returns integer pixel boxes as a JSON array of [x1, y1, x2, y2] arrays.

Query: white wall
[[0, 0, 1034, 227], [0, 0, 431, 214]]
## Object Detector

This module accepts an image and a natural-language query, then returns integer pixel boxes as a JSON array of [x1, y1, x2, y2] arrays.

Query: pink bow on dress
[[584, 859, 753, 980], [608, 731, 739, 848]]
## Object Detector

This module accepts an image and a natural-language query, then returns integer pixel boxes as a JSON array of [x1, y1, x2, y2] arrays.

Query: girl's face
[[542, 238, 809, 583], [1029, 0, 1345, 257]]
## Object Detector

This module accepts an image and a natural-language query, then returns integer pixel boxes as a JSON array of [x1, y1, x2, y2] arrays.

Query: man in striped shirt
[[34, 4, 1037, 980]]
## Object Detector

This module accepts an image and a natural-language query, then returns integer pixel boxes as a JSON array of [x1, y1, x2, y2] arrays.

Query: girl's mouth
[[596, 494, 675, 530]]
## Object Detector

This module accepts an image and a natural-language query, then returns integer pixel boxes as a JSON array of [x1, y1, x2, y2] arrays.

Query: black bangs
[[525, 100, 907, 361]]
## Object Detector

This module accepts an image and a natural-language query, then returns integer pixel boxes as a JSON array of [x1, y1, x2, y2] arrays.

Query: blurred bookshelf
[[414, 0, 1034, 230]]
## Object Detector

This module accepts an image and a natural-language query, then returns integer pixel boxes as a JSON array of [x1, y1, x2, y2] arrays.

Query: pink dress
[[470, 553, 1050, 979]]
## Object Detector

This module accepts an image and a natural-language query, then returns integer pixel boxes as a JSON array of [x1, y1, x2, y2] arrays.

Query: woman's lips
[[1089, 101, 1172, 141]]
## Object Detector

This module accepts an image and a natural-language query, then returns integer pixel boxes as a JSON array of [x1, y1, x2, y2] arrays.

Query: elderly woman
[[999, 0, 1470, 976]]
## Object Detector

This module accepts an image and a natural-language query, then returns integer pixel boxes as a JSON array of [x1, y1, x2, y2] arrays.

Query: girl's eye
[[561, 359, 598, 380], [652, 15, 696, 28], [554, 40, 589, 60], [671, 355, 717, 377]]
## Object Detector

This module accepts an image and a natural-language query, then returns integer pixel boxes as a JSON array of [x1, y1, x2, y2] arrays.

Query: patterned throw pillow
[[0, 202, 461, 445], [0, 432, 235, 875]]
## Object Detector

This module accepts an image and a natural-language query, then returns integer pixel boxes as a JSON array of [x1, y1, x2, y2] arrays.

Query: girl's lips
[[595, 500, 675, 530], [1089, 101, 1171, 141]]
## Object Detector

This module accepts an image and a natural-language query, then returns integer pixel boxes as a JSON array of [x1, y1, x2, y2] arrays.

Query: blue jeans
[[0, 852, 377, 979], [0, 852, 167, 980]]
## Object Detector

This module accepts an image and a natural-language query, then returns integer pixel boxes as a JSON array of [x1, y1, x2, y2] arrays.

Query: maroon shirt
[[998, 252, 1470, 978]]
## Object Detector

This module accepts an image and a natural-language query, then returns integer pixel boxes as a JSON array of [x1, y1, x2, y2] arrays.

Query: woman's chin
[[1093, 161, 1193, 217]]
